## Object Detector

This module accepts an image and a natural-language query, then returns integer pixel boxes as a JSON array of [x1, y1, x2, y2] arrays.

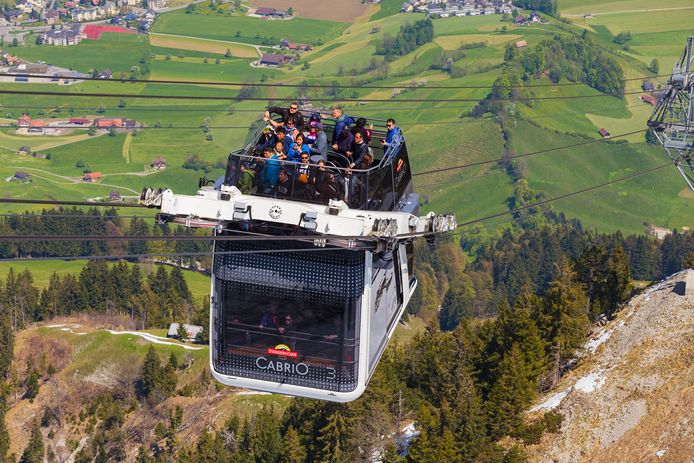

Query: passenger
[[284, 119, 298, 141], [258, 305, 280, 330], [346, 131, 369, 168], [287, 133, 311, 162], [237, 162, 255, 194], [262, 126, 292, 153], [350, 117, 373, 143], [304, 123, 318, 145], [333, 125, 354, 155], [264, 102, 305, 130], [259, 146, 280, 192], [270, 168, 293, 199], [273, 141, 289, 162], [330, 106, 354, 146], [309, 123, 328, 161], [380, 118, 401, 151], [278, 313, 297, 350], [360, 152, 374, 169], [319, 170, 342, 202]]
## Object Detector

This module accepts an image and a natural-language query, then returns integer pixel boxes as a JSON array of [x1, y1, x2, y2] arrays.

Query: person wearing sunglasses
[[264, 102, 305, 130]]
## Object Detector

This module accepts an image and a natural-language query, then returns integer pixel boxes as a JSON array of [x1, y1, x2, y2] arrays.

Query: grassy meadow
[[0, 0, 690, 235]]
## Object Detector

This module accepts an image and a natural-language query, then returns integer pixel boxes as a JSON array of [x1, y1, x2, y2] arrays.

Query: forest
[[0, 211, 693, 461], [376, 18, 434, 58]]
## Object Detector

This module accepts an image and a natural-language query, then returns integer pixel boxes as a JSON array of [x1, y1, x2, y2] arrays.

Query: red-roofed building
[[599, 128, 611, 138], [70, 117, 91, 125], [94, 118, 123, 128], [28, 120, 46, 133], [641, 94, 657, 106], [83, 172, 102, 181], [151, 157, 167, 169], [17, 114, 30, 126]]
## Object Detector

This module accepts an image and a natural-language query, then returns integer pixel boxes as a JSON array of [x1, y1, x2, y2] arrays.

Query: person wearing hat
[[309, 122, 328, 161]]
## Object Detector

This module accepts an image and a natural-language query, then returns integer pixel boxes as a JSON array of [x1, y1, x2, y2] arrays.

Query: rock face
[[528, 270, 694, 463]]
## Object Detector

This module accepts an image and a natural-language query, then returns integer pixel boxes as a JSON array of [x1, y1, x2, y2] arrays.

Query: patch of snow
[[529, 389, 570, 412], [574, 371, 606, 393], [586, 329, 612, 353], [617, 320, 625, 327], [236, 391, 272, 396], [656, 449, 667, 458], [396, 422, 420, 453], [46, 324, 65, 328], [106, 330, 204, 350], [60, 327, 71, 331]]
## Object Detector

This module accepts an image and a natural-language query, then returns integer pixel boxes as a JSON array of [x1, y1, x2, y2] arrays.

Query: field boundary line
[[149, 32, 264, 57], [563, 6, 694, 17], [122, 132, 132, 164]]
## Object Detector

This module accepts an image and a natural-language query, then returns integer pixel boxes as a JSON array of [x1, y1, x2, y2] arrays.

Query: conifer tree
[[0, 395, 9, 462], [169, 267, 191, 301], [19, 420, 44, 463], [140, 345, 162, 399], [280, 426, 306, 463], [433, 428, 463, 463], [317, 409, 348, 463], [485, 344, 535, 439], [250, 405, 282, 463]]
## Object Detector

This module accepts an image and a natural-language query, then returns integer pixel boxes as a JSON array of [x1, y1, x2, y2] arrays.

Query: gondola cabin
[[140, 110, 455, 402]]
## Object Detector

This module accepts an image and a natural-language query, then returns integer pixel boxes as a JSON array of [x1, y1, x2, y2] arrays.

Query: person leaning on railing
[[264, 102, 305, 130]]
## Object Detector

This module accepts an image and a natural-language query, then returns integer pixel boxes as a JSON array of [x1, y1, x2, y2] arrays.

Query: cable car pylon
[[648, 36, 694, 191]]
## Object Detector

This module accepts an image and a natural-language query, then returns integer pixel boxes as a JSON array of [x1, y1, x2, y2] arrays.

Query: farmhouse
[[167, 323, 204, 342], [109, 190, 121, 201], [28, 120, 46, 133], [69, 117, 91, 125], [151, 157, 167, 169], [83, 172, 102, 182], [99, 69, 113, 79], [642, 80, 655, 92], [259, 53, 294, 67], [279, 39, 311, 52], [17, 114, 31, 126], [94, 118, 123, 128], [255, 7, 286, 18], [17, 146, 31, 155], [13, 172, 31, 182], [599, 128, 611, 138], [515, 40, 528, 48], [641, 94, 657, 106]]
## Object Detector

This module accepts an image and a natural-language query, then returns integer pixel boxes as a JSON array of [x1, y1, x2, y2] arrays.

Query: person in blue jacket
[[287, 133, 311, 162], [331, 106, 354, 146], [380, 118, 402, 152], [259, 146, 281, 192]]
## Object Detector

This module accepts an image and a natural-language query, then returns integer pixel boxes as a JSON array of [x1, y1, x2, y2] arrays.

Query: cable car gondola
[[140, 111, 455, 402]]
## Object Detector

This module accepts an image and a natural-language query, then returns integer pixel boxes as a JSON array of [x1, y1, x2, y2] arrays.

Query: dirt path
[[7, 166, 141, 194], [122, 132, 132, 164], [563, 6, 694, 17]]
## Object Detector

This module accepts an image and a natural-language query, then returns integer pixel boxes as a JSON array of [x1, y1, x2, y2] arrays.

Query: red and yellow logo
[[267, 344, 299, 359]]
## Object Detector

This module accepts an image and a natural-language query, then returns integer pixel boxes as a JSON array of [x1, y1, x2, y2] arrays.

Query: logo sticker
[[269, 205, 282, 219], [267, 344, 299, 359]]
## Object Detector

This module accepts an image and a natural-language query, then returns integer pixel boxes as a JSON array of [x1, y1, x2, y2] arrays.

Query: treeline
[[0, 208, 211, 264], [0, 262, 205, 333], [376, 18, 434, 58], [513, 0, 557, 15], [409, 225, 694, 328]]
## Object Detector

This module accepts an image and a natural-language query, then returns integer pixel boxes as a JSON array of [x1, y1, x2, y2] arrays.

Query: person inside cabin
[[357, 152, 374, 170], [262, 126, 292, 153], [273, 140, 288, 162], [346, 131, 369, 169], [237, 162, 255, 194], [331, 106, 354, 146], [309, 123, 328, 161], [259, 146, 280, 192], [295, 152, 314, 199], [284, 119, 298, 141], [319, 169, 342, 203], [287, 133, 311, 162], [270, 168, 294, 199], [351, 117, 373, 143], [264, 102, 305, 130], [380, 118, 401, 152], [304, 122, 318, 145], [278, 313, 297, 350], [258, 304, 280, 330], [333, 125, 354, 155]]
